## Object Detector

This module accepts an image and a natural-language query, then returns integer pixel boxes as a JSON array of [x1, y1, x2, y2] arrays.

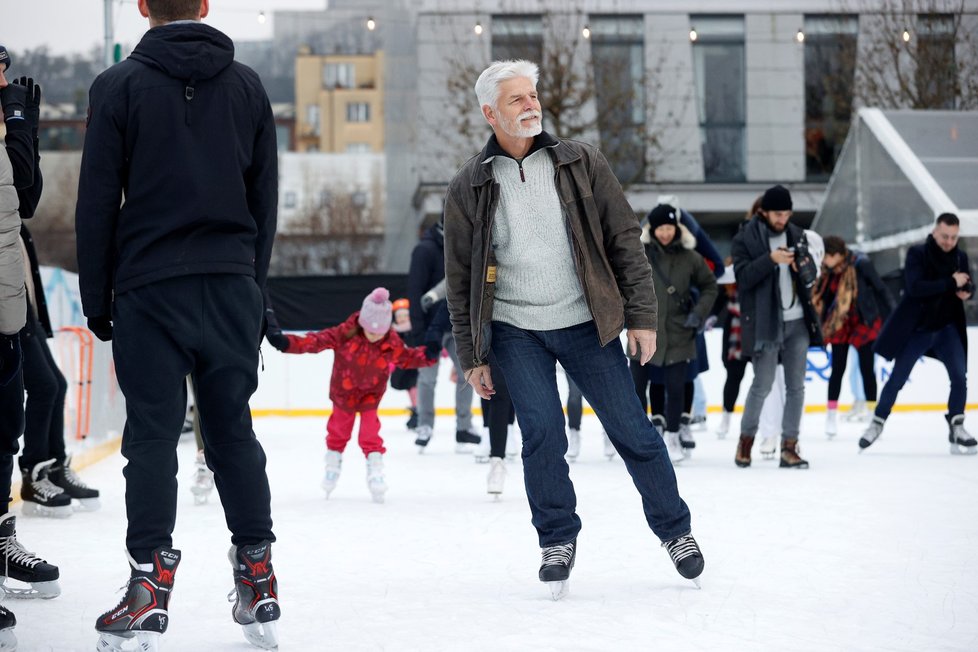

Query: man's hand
[[465, 364, 496, 400], [13, 77, 40, 131], [627, 329, 657, 365], [770, 248, 795, 265], [0, 334, 22, 386], [952, 271, 970, 288], [87, 315, 113, 342]]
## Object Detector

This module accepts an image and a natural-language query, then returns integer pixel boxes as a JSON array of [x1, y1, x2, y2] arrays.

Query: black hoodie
[[75, 22, 278, 318]]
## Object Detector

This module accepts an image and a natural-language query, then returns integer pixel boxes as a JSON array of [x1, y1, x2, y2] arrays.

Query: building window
[[916, 14, 956, 109], [318, 191, 331, 208], [324, 62, 355, 89], [804, 15, 858, 181], [284, 191, 297, 209], [691, 15, 745, 182], [346, 102, 370, 122], [346, 143, 371, 153], [491, 15, 543, 62], [590, 15, 646, 184], [306, 104, 320, 132]]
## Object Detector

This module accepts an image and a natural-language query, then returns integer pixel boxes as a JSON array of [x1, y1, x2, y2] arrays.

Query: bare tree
[[849, 0, 978, 109]]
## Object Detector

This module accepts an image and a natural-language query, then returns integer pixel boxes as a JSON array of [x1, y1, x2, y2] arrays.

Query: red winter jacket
[[284, 312, 436, 411]]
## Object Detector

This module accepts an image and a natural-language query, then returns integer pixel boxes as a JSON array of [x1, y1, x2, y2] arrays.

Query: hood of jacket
[[642, 223, 696, 251], [129, 22, 234, 82], [420, 222, 444, 250]]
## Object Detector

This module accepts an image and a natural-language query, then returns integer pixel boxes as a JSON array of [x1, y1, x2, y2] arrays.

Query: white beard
[[500, 111, 543, 139]]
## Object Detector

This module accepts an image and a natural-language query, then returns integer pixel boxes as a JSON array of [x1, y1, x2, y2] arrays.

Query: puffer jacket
[[0, 125, 31, 335], [444, 131, 656, 373], [642, 225, 718, 366]]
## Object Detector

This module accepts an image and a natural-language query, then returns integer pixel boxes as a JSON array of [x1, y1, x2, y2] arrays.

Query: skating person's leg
[[566, 377, 583, 431], [487, 371, 512, 459], [875, 331, 935, 420], [739, 345, 780, 437], [489, 322, 580, 547], [663, 363, 687, 433], [357, 409, 385, 456], [649, 380, 665, 420], [780, 320, 810, 440], [444, 332, 475, 435], [683, 380, 694, 415], [827, 343, 849, 405], [326, 409, 356, 454], [193, 275, 273, 550], [112, 279, 197, 561], [856, 343, 877, 402], [722, 358, 747, 412], [0, 371, 24, 507], [930, 324, 967, 417], [629, 359, 650, 414], [416, 360, 438, 430], [553, 322, 691, 543], [19, 314, 67, 469]]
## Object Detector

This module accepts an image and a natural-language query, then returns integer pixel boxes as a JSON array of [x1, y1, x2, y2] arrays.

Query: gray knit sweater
[[489, 149, 592, 331]]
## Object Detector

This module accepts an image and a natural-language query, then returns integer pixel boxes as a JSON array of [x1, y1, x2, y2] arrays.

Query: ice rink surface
[[12, 410, 978, 651]]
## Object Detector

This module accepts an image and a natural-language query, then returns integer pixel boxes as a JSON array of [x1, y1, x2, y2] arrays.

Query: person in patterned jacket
[[279, 287, 437, 502]]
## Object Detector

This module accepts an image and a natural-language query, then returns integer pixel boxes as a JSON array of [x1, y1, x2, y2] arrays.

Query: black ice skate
[[539, 540, 576, 601], [0, 604, 15, 651], [228, 540, 280, 650], [859, 416, 885, 451], [48, 456, 101, 511], [95, 546, 180, 652], [0, 513, 60, 599], [663, 534, 704, 588], [19, 460, 72, 518], [406, 407, 419, 431], [414, 425, 433, 453], [947, 415, 978, 455], [455, 429, 481, 453]]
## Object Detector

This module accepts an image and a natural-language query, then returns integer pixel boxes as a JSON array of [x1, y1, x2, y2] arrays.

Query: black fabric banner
[[266, 274, 409, 331]]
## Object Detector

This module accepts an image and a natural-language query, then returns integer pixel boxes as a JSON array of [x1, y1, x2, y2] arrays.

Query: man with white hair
[[443, 60, 703, 599]]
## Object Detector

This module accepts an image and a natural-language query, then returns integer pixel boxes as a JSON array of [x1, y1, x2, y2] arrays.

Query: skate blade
[[2, 578, 60, 599], [73, 497, 102, 512], [547, 580, 569, 601], [0, 628, 15, 651], [950, 444, 978, 455], [21, 502, 72, 519], [96, 631, 161, 652], [242, 621, 279, 650], [691, 577, 702, 589], [370, 492, 386, 504]]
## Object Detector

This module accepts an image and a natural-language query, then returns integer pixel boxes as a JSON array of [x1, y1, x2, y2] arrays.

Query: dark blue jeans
[[489, 320, 692, 547], [876, 324, 967, 420]]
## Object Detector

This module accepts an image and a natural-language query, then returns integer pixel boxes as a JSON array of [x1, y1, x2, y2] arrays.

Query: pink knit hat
[[358, 287, 393, 334]]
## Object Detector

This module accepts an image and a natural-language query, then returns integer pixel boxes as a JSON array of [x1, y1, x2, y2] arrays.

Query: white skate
[[825, 409, 838, 439], [322, 450, 342, 498], [487, 457, 506, 500], [602, 431, 616, 460], [366, 452, 388, 503], [474, 427, 491, 463], [716, 411, 731, 439], [190, 450, 214, 505], [506, 424, 520, 459], [565, 428, 581, 462], [759, 437, 777, 460]]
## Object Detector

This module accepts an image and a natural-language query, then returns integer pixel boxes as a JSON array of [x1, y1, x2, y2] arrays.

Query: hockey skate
[[759, 436, 777, 460], [947, 415, 978, 455], [859, 416, 885, 451], [19, 460, 72, 518], [539, 540, 576, 601], [663, 534, 704, 588], [0, 513, 60, 598], [0, 604, 14, 651], [602, 431, 616, 460], [565, 429, 581, 462], [48, 455, 101, 511], [95, 546, 180, 652], [716, 411, 732, 439], [455, 429, 481, 454], [322, 450, 342, 499], [474, 428, 491, 463], [190, 450, 214, 506], [366, 452, 387, 503], [228, 541, 280, 650], [414, 425, 433, 453], [487, 457, 506, 499]]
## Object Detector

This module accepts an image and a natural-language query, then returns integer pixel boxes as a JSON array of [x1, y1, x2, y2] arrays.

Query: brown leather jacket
[[443, 132, 657, 374]]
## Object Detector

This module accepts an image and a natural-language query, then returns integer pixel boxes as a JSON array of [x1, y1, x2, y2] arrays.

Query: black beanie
[[760, 185, 792, 211], [0, 46, 10, 73], [647, 204, 679, 230]]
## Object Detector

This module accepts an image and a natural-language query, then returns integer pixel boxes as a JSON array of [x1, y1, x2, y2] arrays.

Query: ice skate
[[947, 415, 978, 455], [859, 416, 885, 451], [48, 455, 101, 511], [455, 429, 481, 454], [0, 513, 60, 599], [487, 457, 506, 499], [95, 546, 180, 652], [678, 414, 695, 457], [565, 428, 581, 462], [539, 540, 575, 601], [735, 435, 754, 468], [759, 436, 777, 460], [650, 414, 666, 433], [366, 452, 388, 503], [602, 431, 616, 460], [663, 534, 704, 588], [690, 413, 707, 431], [19, 460, 72, 518], [405, 406, 419, 431], [474, 428, 491, 463], [322, 450, 342, 499], [414, 425, 433, 453], [825, 409, 838, 439], [506, 425, 520, 459], [844, 400, 870, 422], [228, 541, 280, 650], [0, 604, 15, 651], [663, 432, 685, 465], [190, 450, 214, 506], [716, 411, 732, 439], [780, 438, 809, 469]]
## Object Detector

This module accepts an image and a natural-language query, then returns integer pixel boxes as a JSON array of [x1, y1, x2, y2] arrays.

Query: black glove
[[88, 315, 113, 342], [0, 82, 27, 123], [0, 333, 22, 386], [13, 77, 40, 134], [424, 340, 441, 361], [265, 330, 289, 352]]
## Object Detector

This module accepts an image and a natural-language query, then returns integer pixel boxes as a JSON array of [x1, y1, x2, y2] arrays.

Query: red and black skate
[[228, 540, 280, 649]]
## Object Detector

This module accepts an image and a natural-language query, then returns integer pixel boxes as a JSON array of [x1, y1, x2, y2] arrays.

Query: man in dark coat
[[861, 213, 976, 454], [75, 1, 280, 648], [731, 185, 823, 469]]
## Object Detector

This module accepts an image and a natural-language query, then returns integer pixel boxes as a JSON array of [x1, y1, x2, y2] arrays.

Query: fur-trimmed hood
[[641, 222, 697, 250]]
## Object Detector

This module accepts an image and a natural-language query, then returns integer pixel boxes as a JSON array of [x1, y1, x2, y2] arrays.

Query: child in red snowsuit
[[281, 288, 437, 501]]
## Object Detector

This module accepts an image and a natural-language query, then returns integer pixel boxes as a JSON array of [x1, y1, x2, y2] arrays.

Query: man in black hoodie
[[75, 2, 280, 649]]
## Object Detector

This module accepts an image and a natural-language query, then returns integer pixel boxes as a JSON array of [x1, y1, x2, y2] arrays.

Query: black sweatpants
[[0, 363, 24, 515], [112, 274, 273, 563], [722, 358, 749, 412], [484, 371, 515, 459], [20, 310, 68, 469]]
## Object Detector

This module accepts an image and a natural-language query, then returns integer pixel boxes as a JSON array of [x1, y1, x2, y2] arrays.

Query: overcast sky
[[4, 0, 329, 58]]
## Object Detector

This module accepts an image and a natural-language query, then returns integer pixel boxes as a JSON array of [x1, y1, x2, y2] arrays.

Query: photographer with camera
[[731, 185, 824, 469], [860, 213, 976, 454]]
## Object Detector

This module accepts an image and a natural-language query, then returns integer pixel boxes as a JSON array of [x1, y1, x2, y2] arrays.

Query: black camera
[[794, 234, 818, 289], [962, 280, 975, 296]]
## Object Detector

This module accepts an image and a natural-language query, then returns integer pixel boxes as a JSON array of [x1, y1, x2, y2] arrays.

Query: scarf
[[813, 252, 858, 340]]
